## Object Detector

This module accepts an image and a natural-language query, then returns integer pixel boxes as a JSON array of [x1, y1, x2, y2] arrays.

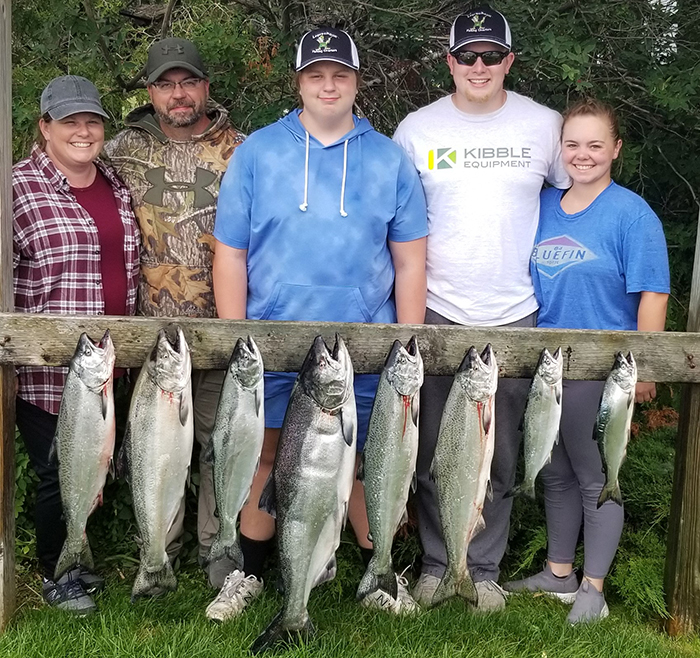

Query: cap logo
[[472, 14, 487, 29], [161, 44, 185, 55], [314, 34, 334, 51]]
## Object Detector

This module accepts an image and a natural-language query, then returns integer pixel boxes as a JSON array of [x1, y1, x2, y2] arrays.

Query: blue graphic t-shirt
[[214, 110, 428, 324], [531, 182, 669, 330]]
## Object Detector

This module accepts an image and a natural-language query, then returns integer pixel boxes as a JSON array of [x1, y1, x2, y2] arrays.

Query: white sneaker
[[360, 575, 419, 615], [475, 580, 508, 612], [205, 569, 263, 622], [411, 572, 440, 608]]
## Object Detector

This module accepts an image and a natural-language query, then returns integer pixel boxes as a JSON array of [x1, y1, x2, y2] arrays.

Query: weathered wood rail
[[1, 313, 699, 380]]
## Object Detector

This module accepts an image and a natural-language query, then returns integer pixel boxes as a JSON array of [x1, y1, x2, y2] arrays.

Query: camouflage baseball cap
[[146, 38, 208, 83]]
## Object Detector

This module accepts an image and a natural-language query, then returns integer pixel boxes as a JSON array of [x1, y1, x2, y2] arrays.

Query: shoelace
[[56, 576, 88, 602]]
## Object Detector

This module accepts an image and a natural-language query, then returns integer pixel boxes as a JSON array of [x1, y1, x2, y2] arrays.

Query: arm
[[389, 237, 427, 324], [635, 291, 669, 403], [212, 241, 248, 320]]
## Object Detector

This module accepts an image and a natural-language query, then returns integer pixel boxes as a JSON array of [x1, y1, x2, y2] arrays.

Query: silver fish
[[431, 344, 498, 607], [52, 331, 116, 579], [509, 347, 563, 499], [356, 336, 423, 604], [120, 324, 193, 600], [596, 351, 637, 508], [204, 336, 265, 570], [252, 335, 356, 654]]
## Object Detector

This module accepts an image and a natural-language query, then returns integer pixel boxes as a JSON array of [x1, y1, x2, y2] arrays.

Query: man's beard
[[155, 98, 207, 128]]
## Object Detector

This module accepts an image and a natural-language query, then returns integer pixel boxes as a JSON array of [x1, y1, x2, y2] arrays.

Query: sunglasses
[[453, 50, 510, 67]]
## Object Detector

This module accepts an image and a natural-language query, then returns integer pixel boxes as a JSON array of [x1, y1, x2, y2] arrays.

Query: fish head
[[536, 347, 563, 385], [610, 351, 637, 391], [456, 343, 499, 401], [148, 324, 192, 393], [229, 335, 264, 389], [69, 330, 115, 391], [385, 336, 424, 397], [299, 334, 353, 411]]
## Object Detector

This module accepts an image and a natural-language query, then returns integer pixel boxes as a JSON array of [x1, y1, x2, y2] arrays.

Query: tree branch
[[81, 0, 126, 88], [161, 0, 179, 39]]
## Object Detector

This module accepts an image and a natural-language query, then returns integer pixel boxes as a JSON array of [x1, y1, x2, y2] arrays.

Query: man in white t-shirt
[[394, 6, 570, 611]]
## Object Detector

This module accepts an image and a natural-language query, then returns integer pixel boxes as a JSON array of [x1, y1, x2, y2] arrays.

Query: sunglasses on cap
[[453, 50, 510, 66]]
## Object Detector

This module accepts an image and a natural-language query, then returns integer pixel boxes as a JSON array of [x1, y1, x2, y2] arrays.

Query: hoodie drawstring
[[298, 131, 350, 217], [299, 130, 310, 212]]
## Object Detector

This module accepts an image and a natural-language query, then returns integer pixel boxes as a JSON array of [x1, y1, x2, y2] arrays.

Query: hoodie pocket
[[260, 283, 373, 323]]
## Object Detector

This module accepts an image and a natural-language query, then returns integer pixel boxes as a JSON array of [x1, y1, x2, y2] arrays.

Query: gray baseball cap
[[40, 75, 109, 121], [146, 38, 208, 83]]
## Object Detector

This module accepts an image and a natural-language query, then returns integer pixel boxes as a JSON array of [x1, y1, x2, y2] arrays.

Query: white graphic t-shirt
[[394, 92, 570, 326]]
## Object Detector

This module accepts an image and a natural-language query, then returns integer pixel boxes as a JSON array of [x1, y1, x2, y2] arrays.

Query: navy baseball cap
[[450, 6, 512, 53], [40, 76, 109, 121], [295, 27, 360, 71]]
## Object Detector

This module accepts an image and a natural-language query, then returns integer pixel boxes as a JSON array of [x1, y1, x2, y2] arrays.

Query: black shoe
[[77, 568, 105, 595], [43, 568, 97, 616]]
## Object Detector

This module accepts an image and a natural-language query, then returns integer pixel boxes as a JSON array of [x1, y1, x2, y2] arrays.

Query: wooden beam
[[666, 207, 700, 635], [0, 0, 15, 631], [0, 312, 698, 380]]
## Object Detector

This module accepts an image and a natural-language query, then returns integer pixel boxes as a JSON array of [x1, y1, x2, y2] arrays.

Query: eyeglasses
[[453, 50, 510, 67], [150, 78, 204, 92]]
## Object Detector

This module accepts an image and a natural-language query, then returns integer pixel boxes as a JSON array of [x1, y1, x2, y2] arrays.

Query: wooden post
[[666, 207, 700, 635], [0, 0, 15, 630]]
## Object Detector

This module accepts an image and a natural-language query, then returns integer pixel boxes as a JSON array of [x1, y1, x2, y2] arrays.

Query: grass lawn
[[2, 556, 699, 658]]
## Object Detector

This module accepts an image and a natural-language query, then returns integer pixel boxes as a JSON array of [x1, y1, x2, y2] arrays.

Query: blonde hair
[[563, 98, 621, 142]]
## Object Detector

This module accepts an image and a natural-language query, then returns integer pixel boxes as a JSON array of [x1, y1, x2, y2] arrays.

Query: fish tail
[[249, 610, 314, 655], [54, 535, 94, 580], [131, 561, 177, 601], [204, 534, 225, 568], [356, 556, 398, 601], [597, 481, 623, 508], [505, 482, 535, 500], [225, 537, 244, 572], [433, 569, 477, 607]]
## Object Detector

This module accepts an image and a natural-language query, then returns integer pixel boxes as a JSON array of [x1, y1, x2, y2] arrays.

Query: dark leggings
[[15, 397, 65, 579]]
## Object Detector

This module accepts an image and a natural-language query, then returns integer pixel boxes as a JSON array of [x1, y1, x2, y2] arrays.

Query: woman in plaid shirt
[[12, 76, 140, 615]]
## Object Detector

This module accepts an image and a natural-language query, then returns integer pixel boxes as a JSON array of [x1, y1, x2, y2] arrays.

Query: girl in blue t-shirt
[[504, 99, 669, 624]]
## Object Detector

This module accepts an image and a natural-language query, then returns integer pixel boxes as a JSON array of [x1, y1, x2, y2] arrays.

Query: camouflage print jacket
[[105, 101, 244, 318]]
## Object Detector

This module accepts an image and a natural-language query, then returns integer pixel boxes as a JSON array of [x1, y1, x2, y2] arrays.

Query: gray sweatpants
[[540, 379, 624, 580], [166, 369, 225, 562], [417, 308, 534, 583]]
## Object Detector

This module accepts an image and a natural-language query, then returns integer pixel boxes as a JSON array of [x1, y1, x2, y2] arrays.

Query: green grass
[[2, 557, 699, 658]]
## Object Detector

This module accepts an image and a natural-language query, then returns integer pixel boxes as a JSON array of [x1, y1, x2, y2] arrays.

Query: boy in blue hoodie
[[209, 27, 428, 621]]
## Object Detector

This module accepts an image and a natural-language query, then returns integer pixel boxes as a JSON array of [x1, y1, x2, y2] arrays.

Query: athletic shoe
[[42, 568, 97, 616], [503, 563, 578, 604], [411, 572, 440, 608], [567, 579, 609, 625], [360, 575, 420, 615], [474, 580, 508, 612], [77, 568, 105, 595], [206, 556, 238, 590], [205, 569, 263, 622]]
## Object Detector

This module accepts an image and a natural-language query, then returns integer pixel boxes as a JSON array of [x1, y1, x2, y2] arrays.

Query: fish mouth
[[162, 323, 181, 352], [97, 329, 111, 349]]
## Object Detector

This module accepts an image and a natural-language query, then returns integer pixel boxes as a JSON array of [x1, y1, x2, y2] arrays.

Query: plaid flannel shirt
[[13, 145, 141, 414]]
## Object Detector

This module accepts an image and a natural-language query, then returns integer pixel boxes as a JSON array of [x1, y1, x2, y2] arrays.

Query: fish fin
[[399, 507, 409, 527], [101, 387, 108, 420], [486, 479, 494, 502], [556, 386, 562, 405], [554, 431, 560, 445], [117, 426, 130, 481], [506, 483, 535, 500], [258, 474, 277, 518], [367, 532, 373, 543], [482, 403, 493, 435], [179, 391, 190, 426], [340, 407, 355, 447], [627, 390, 634, 409], [356, 559, 398, 601], [48, 436, 58, 465], [472, 514, 487, 539], [226, 538, 244, 572], [131, 560, 177, 601], [597, 481, 623, 508], [255, 388, 262, 417], [411, 471, 417, 493], [201, 440, 214, 465], [518, 414, 524, 433], [411, 393, 420, 427], [433, 570, 477, 607], [54, 536, 94, 580], [250, 610, 314, 655], [342, 500, 349, 529], [312, 555, 337, 588], [356, 453, 365, 482], [108, 457, 115, 480]]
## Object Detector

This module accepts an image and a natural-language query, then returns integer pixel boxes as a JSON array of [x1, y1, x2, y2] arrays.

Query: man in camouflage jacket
[[105, 37, 245, 589]]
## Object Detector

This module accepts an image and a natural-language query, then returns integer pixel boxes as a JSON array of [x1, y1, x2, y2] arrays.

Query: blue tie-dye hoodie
[[214, 109, 428, 323]]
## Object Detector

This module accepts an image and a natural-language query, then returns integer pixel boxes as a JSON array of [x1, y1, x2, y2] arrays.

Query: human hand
[[635, 381, 656, 404]]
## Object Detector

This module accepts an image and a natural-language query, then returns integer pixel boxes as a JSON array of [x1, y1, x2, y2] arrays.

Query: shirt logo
[[143, 166, 217, 209], [532, 235, 598, 279], [428, 148, 457, 170]]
